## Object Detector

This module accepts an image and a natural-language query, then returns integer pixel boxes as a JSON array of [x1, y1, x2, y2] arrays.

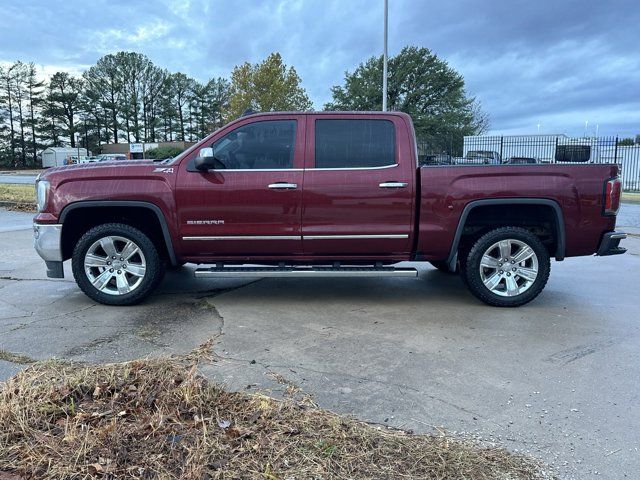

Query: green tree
[[84, 53, 124, 143], [207, 77, 231, 129], [140, 65, 168, 142], [0, 62, 38, 167], [84, 52, 168, 145], [113, 52, 167, 143], [167, 73, 195, 141], [25, 63, 45, 166], [618, 137, 636, 146], [11, 62, 29, 167], [325, 46, 488, 152], [0, 66, 9, 166], [189, 77, 230, 139], [226, 52, 313, 121], [145, 145, 184, 160], [47, 72, 84, 147], [156, 87, 178, 142], [0, 63, 19, 166], [38, 96, 63, 148]]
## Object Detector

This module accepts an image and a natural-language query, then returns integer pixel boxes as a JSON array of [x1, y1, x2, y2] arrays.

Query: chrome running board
[[194, 265, 418, 278]]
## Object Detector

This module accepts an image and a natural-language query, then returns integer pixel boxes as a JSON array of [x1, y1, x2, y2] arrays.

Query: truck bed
[[416, 163, 619, 260]]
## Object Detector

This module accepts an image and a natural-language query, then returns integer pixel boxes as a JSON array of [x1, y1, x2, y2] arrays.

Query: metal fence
[[417, 135, 640, 192]]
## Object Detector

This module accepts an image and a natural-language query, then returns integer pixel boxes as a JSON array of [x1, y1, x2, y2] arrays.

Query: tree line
[[0, 47, 487, 167], [0, 53, 232, 167]]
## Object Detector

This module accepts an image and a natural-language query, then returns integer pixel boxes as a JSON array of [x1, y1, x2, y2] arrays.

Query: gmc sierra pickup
[[33, 112, 626, 307]]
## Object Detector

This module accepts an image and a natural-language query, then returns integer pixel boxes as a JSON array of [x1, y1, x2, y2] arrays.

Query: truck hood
[[36, 159, 178, 220], [40, 160, 159, 184], [42, 160, 155, 176]]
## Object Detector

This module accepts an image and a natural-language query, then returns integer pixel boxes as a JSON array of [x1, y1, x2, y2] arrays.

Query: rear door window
[[314, 119, 396, 168]]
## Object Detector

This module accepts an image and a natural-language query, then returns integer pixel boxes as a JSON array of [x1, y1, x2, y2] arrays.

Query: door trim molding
[[182, 234, 409, 241], [311, 163, 398, 171], [303, 234, 409, 240], [183, 235, 301, 241]]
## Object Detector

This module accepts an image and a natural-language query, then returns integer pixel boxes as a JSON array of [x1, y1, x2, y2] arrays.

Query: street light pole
[[382, 0, 388, 112]]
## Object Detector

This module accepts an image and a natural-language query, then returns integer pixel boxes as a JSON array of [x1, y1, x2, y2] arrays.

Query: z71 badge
[[153, 167, 174, 173]]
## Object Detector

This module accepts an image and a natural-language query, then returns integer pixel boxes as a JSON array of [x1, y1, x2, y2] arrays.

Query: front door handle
[[379, 182, 408, 188], [268, 182, 298, 190]]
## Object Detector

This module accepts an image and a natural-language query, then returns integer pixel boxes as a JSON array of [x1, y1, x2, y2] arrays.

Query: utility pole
[[382, 0, 388, 112]]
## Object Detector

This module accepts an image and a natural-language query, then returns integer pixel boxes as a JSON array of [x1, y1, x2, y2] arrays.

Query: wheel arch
[[59, 201, 177, 266], [447, 198, 565, 270]]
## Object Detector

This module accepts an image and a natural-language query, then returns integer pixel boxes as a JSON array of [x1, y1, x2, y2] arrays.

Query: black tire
[[72, 223, 165, 306], [429, 261, 457, 274], [462, 227, 550, 307]]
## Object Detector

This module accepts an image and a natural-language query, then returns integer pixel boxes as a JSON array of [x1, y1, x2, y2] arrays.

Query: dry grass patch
[[0, 184, 34, 203], [0, 184, 35, 211], [0, 350, 35, 365], [0, 355, 554, 479]]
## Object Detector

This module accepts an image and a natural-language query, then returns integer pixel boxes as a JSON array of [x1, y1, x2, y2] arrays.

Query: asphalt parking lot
[[0, 173, 38, 185], [1, 205, 639, 479]]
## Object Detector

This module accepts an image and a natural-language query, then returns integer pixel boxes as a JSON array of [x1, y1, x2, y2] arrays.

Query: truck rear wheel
[[462, 227, 550, 307], [71, 223, 165, 306]]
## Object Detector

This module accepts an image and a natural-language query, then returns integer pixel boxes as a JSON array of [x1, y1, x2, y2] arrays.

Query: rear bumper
[[33, 223, 64, 278], [597, 231, 627, 256]]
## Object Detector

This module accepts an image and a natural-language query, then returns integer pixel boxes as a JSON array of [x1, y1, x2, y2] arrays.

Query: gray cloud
[[1, 0, 638, 137]]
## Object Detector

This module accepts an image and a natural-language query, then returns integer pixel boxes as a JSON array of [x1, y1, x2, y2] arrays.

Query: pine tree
[[47, 72, 84, 147], [25, 63, 45, 166]]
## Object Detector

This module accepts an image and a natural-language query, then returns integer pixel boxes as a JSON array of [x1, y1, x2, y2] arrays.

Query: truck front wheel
[[71, 223, 165, 306], [462, 227, 550, 307]]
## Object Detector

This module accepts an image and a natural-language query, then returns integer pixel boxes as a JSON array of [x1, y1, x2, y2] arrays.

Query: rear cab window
[[314, 119, 396, 169]]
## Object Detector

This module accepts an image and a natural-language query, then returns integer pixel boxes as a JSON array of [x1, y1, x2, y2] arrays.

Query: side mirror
[[194, 147, 215, 171]]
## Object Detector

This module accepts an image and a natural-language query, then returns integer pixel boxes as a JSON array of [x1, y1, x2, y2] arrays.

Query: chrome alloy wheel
[[479, 239, 539, 297], [84, 236, 146, 296]]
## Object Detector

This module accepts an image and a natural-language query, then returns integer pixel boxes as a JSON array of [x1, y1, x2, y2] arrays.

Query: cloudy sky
[[1, 0, 638, 137]]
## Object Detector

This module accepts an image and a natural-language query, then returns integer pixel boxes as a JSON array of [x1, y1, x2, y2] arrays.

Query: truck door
[[301, 114, 415, 256], [176, 116, 305, 258]]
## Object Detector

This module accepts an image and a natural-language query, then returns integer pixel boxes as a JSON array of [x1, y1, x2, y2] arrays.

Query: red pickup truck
[[33, 112, 626, 307]]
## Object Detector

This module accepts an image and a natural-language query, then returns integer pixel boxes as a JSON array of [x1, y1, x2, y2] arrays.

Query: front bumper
[[597, 231, 627, 256], [33, 223, 64, 278]]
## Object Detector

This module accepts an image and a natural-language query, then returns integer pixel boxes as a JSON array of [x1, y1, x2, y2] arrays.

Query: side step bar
[[194, 265, 418, 278]]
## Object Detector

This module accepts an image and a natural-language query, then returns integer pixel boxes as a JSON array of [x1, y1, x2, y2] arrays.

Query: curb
[[0, 171, 42, 176]]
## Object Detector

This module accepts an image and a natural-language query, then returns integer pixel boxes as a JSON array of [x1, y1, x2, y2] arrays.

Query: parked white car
[[97, 154, 128, 162]]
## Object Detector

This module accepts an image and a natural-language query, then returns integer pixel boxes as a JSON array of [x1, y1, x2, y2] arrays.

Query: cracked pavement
[[1, 206, 640, 479]]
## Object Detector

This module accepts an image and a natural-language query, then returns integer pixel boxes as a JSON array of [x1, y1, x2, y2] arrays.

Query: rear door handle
[[268, 182, 298, 190], [379, 182, 408, 188]]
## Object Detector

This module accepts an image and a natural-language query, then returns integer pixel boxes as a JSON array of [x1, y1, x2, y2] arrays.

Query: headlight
[[36, 180, 50, 212]]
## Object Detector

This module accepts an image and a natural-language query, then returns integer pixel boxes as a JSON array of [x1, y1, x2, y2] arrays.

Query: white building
[[41, 147, 88, 168]]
